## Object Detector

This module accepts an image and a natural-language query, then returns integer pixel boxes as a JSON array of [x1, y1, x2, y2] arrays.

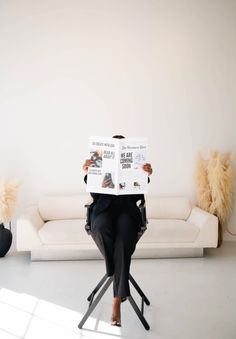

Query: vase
[[217, 220, 223, 248], [0, 223, 13, 257]]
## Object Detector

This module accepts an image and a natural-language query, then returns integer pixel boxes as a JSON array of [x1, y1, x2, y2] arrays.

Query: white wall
[[0, 0, 235, 246]]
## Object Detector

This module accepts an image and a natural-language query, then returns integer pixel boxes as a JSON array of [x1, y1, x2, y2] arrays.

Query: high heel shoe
[[110, 315, 121, 327], [111, 297, 122, 326]]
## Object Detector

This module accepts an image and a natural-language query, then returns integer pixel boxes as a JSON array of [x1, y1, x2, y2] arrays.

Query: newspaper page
[[118, 138, 148, 195], [86, 136, 148, 195]]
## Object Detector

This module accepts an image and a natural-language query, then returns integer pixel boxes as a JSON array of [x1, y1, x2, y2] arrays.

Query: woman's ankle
[[113, 296, 121, 303], [112, 298, 121, 314]]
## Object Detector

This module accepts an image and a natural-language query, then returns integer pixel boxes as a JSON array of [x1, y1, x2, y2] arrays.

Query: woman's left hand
[[143, 163, 153, 176]]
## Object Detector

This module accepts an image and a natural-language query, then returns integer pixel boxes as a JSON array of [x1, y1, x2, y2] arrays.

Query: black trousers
[[91, 205, 139, 298]]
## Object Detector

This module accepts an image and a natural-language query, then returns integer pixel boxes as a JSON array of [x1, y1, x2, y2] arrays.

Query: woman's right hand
[[82, 159, 93, 173]]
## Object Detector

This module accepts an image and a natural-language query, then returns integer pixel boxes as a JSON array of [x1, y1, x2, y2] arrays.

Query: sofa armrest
[[16, 206, 44, 251], [187, 206, 218, 247]]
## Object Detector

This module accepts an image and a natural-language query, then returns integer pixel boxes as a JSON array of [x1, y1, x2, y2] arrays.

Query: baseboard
[[133, 247, 204, 259], [30, 247, 204, 261], [31, 249, 103, 261]]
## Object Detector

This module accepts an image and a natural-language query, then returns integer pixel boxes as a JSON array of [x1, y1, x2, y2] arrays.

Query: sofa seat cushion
[[38, 218, 200, 246], [141, 219, 199, 243], [38, 219, 89, 245]]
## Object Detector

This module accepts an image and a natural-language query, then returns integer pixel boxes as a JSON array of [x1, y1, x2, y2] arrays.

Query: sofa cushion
[[38, 195, 91, 221], [141, 219, 199, 243], [146, 197, 191, 220], [38, 218, 199, 246], [38, 195, 191, 222]]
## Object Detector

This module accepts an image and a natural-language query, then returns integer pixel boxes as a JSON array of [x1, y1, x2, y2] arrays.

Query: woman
[[83, 135, 152, 326]]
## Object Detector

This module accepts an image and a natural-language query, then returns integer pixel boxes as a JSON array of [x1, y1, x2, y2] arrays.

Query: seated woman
[[82, 135, 152, 327]]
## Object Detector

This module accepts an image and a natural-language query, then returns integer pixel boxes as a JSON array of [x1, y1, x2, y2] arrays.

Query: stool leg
[[129, 274, 150, 305], [87, 274, 108, 302], [127, 296, 150, 331], [78, 276, 113, 329]]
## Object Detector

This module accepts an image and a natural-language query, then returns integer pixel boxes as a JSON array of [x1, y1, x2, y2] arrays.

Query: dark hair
[[112, 135, 125, 139]]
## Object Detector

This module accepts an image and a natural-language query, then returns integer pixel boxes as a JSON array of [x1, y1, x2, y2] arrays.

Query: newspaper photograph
[[86, 136, 148, 195]]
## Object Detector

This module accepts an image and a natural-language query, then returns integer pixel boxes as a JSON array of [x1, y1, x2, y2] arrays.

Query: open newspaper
[[86, 136, 148, 195]]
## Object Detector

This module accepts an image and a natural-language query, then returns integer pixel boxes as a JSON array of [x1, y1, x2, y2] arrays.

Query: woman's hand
[[143, 163, 153, 176], [82, 159, 93, 173]]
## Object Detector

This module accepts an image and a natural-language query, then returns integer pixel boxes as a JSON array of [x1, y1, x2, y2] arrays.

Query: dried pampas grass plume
[[196, 153, 212, 211], [0, 180, 20, 223], [208, 152, 234, 226], [196, 151, 235, 237]]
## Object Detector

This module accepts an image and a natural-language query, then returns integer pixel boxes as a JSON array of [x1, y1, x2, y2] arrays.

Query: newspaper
[[86, 136, 148, 195]]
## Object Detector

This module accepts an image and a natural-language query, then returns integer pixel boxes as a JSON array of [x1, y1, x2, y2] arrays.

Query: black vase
[[0, 223, 13, 257]]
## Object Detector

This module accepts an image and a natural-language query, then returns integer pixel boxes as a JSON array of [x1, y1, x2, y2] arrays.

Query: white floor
[[0, 242, 236, 339]]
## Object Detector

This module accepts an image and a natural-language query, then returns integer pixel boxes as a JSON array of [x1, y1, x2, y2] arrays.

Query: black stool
[[78, 200, 150, 331]]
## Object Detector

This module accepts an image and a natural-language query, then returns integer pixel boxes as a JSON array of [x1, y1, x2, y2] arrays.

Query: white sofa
[[16, 195, 218, 261]]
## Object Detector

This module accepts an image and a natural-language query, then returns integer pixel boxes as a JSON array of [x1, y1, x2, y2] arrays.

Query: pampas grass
[[196, 153, 212, 211], [208, 152, 234, 226], [0, 180, 20, 223], [196, 151, 235, 235]]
